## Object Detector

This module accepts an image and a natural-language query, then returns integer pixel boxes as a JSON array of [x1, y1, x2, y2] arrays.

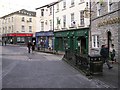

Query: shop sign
[[98, 17, 120, 27], [6, 33, 33, 37]]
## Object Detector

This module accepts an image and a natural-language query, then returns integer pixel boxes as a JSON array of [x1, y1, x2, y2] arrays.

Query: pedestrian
[[32, 43, 35, 53], [110, 44, 116, 64], [100, 44, 113, 69], [4, 40, 6, 46], [27, 41, 32, 53]]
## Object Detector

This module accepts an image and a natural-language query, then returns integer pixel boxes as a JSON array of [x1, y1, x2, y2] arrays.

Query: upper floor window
[[49, 20, 52, 30], [12, 25, 13, 32], [12, 17, 13, 22], [41, 22, 44, 31], [80, 11, 84, 26], [71, 13, 74, 26], [108, 0, 113, 12], [8, 18, 10, 22], [63, 0, 66, 9], [92, 35, 100, 48], [21, 25, 25, 32], [63, 15, 66, 28], [29, 26, 32, 32], [29, 18, 32, 22], [71, 0, 75, 6], [56, 3, 59, 12], [22, 17, 25, 22], [97, 2, 101, 16], [41, 9, 44, 16], [49, 7, 52, 15]]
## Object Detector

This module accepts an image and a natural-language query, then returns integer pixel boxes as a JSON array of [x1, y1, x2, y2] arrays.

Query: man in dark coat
[[27, 41, 32, 53], [100, 45, 113, 69]]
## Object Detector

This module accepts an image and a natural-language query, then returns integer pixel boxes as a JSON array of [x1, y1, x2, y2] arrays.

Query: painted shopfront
[[54, 28, 89, 55], [36, 31, 54, 49]]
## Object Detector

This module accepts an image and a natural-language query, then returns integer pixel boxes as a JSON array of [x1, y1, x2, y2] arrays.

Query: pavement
[[34, 46, 119, 88]]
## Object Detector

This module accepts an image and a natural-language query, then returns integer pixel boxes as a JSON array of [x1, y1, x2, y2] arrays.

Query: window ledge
[[91, 48, 99, 51], [69, 5, 75, 8], [62, 8, 66, 11], [79, 2, 85, 5]]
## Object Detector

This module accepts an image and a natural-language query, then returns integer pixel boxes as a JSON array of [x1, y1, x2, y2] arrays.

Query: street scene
[[1, 45, 118, 88], [0, 0, 119, 89]]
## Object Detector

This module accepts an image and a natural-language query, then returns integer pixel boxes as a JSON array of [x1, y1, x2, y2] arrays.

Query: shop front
[[2, 33, 33, 44], [54, 28, 89, 55], [35, 31, 54, 50]]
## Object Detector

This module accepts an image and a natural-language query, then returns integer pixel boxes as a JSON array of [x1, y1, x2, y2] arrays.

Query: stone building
[[0, 9, 36, 44], [90, 0, 120, 60]]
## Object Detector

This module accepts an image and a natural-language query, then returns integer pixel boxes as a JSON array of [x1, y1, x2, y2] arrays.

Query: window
[[97, 2, 101, 16], [8, 18, 10, 22], [108, 0, 113, 12], [71, 0, 74, 6], [80, 11, 84, 26], [63, 15, 66, 28], [63, 0, 66, 9], [41, 22, 44, 31], [50, 7, 52, 15], [49, 20, 52, 30], [56, 3, 59, 12], [41, 9, 44, 16], [22, 17, 25, 22], [21, 25, 25, 32], [12, 17, 13, 22], [71, 13, 74, 26], [29, 18, 32, 22], [9, 26, 11, 33], [12, 25, 13, 32], [92, 35, 99, 48], [29, 26, 32, 32]]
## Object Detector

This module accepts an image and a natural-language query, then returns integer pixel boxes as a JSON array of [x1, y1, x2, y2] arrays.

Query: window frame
[[21, 25, 25, 32], [92, 35, 100, 48], [80, 11, 84, 26], [41, 22, 44, 31]]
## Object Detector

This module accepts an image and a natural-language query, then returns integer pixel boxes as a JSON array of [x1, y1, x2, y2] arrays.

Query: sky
[[0, 0, 57, 17]]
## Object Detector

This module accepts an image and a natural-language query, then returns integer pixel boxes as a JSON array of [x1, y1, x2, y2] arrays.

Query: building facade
[[0, 9, 36, 44], [90, 0, 120, 60], [36, 0, 90, 55], [54, 0, 90, 55]]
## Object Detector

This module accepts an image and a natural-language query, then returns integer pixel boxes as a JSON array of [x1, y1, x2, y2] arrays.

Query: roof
[[36, 0, 63, 10], [0, 9, 36, 19]]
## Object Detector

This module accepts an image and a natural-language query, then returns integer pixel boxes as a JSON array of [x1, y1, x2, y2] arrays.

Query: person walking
[[32, 43, 35, 53], [27, 41, 32, 53], [110, 44, 116, 64], [100, 44, 113, 69], [4, 40, 6, 46]]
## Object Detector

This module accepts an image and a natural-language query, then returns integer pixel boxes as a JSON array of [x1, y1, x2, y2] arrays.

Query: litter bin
[[88, 54, 103, 75]]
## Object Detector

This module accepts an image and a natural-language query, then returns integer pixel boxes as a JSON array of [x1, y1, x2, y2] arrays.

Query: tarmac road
[[1, 45, 118, 88]]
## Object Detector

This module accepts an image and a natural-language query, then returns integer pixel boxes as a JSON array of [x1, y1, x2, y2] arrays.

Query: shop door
[[79, 36, 86, 55]]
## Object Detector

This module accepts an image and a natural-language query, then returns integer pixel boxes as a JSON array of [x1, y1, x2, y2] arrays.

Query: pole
[[52, 5, 55, 53]]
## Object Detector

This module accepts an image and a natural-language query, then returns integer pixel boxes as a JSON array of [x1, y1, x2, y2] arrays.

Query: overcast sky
[[0, 0, 57, 17]]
